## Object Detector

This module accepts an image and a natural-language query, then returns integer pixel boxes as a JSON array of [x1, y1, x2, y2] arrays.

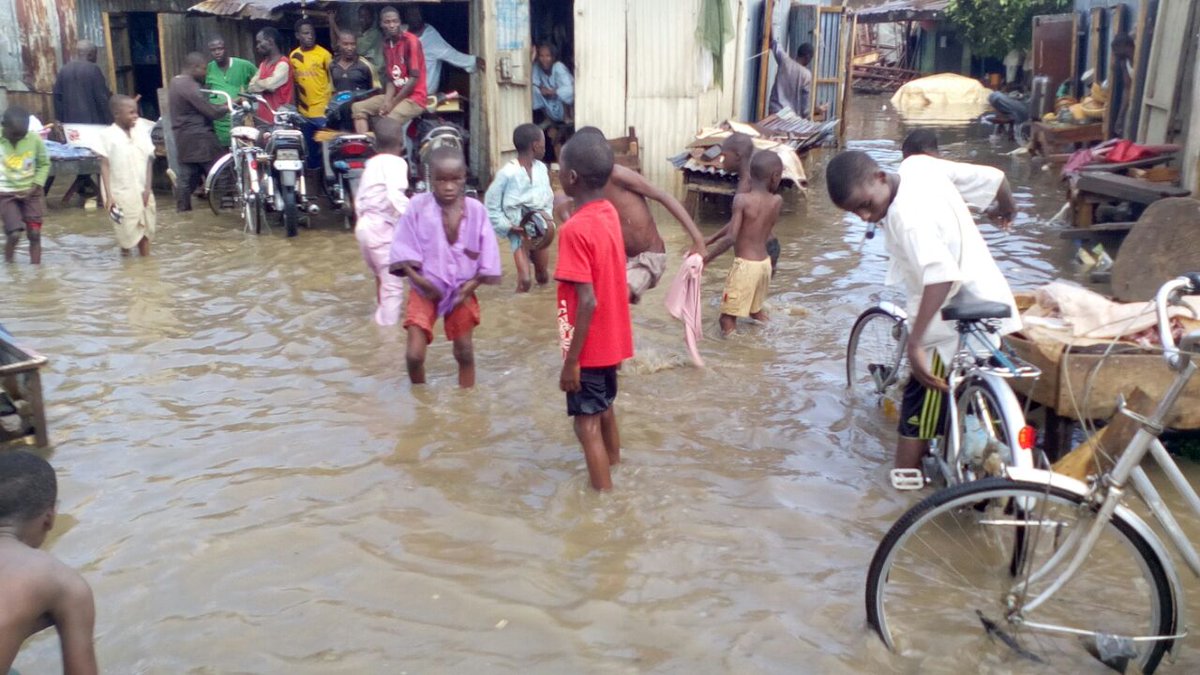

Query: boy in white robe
[[97, 95, 156, 256]]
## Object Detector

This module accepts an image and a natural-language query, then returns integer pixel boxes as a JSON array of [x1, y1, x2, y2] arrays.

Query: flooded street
[[9, 96, 1200, 673]]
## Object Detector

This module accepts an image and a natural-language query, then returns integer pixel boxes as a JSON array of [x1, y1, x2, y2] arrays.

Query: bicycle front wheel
[[846, 307, 908, 399], [866, 477, 1175, 672], [207, 155, 241, 218]]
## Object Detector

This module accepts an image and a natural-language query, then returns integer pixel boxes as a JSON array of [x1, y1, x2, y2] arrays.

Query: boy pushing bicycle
[[826, 150, 1020, 489]]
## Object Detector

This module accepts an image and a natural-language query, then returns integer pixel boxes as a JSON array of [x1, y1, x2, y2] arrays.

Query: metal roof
[[855, 0, 950, 24], [189, 0, 463, 19]]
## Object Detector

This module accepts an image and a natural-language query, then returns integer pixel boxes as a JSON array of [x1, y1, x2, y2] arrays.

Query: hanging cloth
[[697, 0, 733, 88]]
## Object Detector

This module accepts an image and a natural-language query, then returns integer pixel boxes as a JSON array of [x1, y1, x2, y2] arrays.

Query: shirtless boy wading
[[557, 128, 707, 303]]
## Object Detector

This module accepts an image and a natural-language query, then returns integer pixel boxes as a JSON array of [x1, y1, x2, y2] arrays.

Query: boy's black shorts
[[898, 351, 948, 440], [566, 366, 618, 416]]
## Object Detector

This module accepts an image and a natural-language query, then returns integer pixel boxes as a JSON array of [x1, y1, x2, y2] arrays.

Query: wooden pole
[[755, 0, 776, 121]]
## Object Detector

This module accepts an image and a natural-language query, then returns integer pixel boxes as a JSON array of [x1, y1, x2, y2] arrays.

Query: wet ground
[[8, 96, 1200, 673]]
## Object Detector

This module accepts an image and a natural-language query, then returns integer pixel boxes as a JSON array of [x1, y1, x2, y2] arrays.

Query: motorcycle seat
[[231, 126, 260, 143]]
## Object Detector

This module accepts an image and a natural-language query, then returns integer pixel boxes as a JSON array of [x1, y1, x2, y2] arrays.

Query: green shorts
[[899, 351, 947, 440]]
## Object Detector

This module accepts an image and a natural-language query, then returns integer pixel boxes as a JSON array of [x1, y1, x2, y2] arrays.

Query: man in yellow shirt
[[289, 16, 332, 170]]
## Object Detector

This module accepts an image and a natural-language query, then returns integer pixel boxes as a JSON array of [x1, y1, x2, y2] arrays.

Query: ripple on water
[[8, 95, 1199, 673]]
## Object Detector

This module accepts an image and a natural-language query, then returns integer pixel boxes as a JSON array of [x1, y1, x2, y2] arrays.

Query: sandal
[[890, 468, 925, 491]]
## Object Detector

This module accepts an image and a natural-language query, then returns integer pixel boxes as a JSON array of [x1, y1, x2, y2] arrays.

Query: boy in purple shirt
[[389, 146, 502, 388]]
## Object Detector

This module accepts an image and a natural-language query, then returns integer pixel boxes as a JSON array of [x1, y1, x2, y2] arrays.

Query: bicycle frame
[[936, 320, 1040, 484], [1011, 277, 1200, 642]]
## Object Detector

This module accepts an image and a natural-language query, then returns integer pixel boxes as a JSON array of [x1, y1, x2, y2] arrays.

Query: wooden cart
[[1007, 333, 1200, 457], [0, 330, 50, 448]]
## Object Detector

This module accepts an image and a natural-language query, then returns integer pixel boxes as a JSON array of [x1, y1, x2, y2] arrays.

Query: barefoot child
[[704, 151, 784, 336], [485, 123, 554, 293], [97, 95, 156, 257], [717, 132, 781, 271], [555, 132, 633, 491], [389, 146, 501, 388], [354, 117, 409, 325], [0, 452, 98, 674], [1, 107, 49, 265], [825, 150, 1020, 488]]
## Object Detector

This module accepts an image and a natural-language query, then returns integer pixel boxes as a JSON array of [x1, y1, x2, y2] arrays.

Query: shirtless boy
[[704, 151, 784, 336], [0, 452, 97, 674], [557, 127, 707, 303], [717, 132, 782, 271]]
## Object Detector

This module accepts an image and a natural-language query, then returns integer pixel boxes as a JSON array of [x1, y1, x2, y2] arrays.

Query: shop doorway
[[530, 0, 575, 159]]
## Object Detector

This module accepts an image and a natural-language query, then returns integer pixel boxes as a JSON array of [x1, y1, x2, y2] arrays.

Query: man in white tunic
[[97, 95, 156, 256]]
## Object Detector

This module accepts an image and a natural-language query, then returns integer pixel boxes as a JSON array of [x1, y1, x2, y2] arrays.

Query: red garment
[[382, 31, 428, 105], [256, 56, 294, 120], [555, 200, 633, 368]]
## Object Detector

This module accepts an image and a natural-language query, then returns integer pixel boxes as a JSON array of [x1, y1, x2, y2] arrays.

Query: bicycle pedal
[[890, 468, 925, 491]]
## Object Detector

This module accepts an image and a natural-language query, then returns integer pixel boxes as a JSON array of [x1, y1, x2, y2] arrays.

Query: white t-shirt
[[883, 155, 1021, 362]]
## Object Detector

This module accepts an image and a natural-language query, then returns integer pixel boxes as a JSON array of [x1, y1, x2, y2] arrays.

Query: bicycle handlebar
[[1155, 274, 1200, 370], [201, 89, 239, 114]]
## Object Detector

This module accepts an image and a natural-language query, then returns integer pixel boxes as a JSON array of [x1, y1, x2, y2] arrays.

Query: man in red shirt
[[246, 28, 293, 122], [351, 5, 427, 134], [555, 131, 633, 491]]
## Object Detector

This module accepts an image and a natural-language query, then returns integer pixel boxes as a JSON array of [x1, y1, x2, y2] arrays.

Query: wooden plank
[[1111, 197, 1200, 301], [102, 12, 117, 92], [755, 0, 776, 120], [1074, 172, 1191, 203], [1057, 222, 1135, 238], [1053, 388, 1154, 480]]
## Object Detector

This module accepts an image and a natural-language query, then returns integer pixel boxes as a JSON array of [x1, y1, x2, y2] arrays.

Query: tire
[[206, 156, 240, 218], [846, 307, 908, 400], [943, 375, 1033, 484], [866, 477, 1175, 673], [281, 185, 299, 237]]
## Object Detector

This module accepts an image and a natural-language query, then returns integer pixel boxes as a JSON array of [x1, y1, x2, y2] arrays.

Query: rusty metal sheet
[[189, 0, 461, 18], [13, 0, 66, 92], [56, 0, 79, 57]]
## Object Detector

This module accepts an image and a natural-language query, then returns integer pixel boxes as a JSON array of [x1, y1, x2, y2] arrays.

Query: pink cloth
[[355, 154, 410, 326], [664, 254, 705, 367]]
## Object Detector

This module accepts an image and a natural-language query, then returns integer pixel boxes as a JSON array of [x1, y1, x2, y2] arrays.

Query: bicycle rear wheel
[[846, 307, 908, 401], [866, 477, 1175, 672], [946, 375, 1033, 483]]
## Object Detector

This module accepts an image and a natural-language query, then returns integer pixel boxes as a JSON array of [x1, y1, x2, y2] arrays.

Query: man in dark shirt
[[52, 41, 112, 126], [331, 32, 379, 93], [168, 53, 228, 212]]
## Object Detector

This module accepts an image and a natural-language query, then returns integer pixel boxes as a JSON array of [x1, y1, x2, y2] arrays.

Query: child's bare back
[[0, 541, 96, 672], [731, 189, 783, 262], [0, 452, 97, 674]]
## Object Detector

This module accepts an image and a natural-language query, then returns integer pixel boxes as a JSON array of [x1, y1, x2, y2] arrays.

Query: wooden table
[[44, 156, 102, 208], [1070, 172, 1191, 227], [1030, 121, 1104, 158], [0, 329, 49, 448]]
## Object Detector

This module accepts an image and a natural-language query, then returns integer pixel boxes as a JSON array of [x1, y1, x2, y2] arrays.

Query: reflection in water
[[9, 96, 1199, 673]]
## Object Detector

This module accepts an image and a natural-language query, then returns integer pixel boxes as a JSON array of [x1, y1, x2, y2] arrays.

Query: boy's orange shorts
[[404, 288, 480, 342]]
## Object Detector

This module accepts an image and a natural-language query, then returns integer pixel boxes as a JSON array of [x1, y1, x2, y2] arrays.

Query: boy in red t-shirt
[[555, 132, 634, 491]]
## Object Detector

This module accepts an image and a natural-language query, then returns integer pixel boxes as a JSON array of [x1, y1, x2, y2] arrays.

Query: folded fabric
[[665, 254, 705, 367]]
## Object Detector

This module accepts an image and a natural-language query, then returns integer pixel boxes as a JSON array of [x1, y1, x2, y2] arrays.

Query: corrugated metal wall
[[574, 0, 627, 138], [0, 0, 25, 94], [481, 0, 532, 180]]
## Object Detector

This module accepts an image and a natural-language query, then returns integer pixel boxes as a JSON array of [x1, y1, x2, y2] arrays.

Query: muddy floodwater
[[9, 97, 1200, 673]]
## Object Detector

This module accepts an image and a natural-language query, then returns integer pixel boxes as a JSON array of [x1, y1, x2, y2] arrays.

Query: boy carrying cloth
[[555, 133, 634, 491], [704, 151, 784, 336], [390, 146, 501, 388], [1, 107, 50, 265], [826, 151, 1021, 488], [0, 452, 98, 674]]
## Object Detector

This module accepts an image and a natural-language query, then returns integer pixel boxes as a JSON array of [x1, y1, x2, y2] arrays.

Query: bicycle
[[203, 90, 268, 234], [846, 292, 1041, 489], [865, 274, 1200, 673]]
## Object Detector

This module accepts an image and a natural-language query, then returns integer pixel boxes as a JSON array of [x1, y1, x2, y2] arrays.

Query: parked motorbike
[[407, 93, 471, 195], [321, 90, 378, 229]]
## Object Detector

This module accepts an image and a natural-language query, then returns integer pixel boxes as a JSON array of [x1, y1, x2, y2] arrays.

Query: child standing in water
[[390, 146, 501, 388], [354, 117, 409, 326], [0, 452, 98, 674], [555, 132, 633, 491], [1, 106, 50, 265], [704, 151, 784, 336], [97, 95, 156, 257], [484, 123, 554, 293]]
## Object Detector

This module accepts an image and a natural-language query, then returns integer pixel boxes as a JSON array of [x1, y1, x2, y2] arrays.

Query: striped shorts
[[898, 351, 948, 440]]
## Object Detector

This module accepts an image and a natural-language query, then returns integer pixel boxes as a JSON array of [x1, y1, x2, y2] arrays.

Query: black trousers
[[176, 161, 209, 212]]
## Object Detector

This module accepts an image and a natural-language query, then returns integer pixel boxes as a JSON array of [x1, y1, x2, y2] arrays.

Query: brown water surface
[[8, 96, 1200, 673]]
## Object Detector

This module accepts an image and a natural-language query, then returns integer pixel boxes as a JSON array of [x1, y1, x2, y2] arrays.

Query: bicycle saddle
[[940, 291, 1012, 321]]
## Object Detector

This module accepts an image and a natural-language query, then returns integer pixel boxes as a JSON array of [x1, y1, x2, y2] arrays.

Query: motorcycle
[[410, 93, 470, 195], [252, 94, 317, 237], [321, 90, 378, 230]]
